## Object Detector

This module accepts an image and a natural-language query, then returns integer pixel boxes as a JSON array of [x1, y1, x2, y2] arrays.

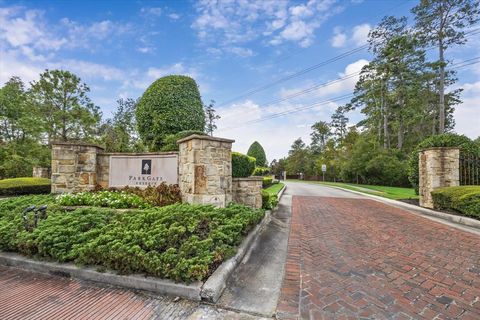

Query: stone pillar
[[51, 142, 104, 194], [419, 147, 460, 208], [177, 135, 234, 207], [32, 167, 50, 178], [232, 177, 263, 209]]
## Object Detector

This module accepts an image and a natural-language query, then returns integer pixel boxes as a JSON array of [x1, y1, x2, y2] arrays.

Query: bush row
[[253, 167, 270, 176], [0, 178, 51, 196], [232, 152, 256, 178], [431, 186, 480, 219], [0, 195, 265, 283]]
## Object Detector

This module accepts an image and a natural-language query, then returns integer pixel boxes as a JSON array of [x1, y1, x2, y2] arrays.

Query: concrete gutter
[[200, 209, 272, 302], [324, 185, 480, 233], [0, 252, 203, 300]]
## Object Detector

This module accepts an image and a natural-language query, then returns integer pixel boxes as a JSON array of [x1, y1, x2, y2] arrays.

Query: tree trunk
[[397, 118, 404, 150], [438, 36, 445, 133]]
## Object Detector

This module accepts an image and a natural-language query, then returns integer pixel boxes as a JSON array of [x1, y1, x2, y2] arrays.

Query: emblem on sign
[[141, 160, 152, 175]]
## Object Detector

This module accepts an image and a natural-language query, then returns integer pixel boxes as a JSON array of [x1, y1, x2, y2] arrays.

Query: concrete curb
[[324, 185, 480, 231], [277, 184, 287, 201], [0, 252, 203, 300], [200, 209, 272, 302]]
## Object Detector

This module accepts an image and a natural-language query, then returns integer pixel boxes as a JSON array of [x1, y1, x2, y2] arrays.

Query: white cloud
[[352, 23, 371, 45], [279, 59, 369, 100], [330, 23, 371, 48], [192, 0, 341, 56], [140, 7, 162, 16], [454, 81, 480, 139], [169, 13, 180, 20], [225, 47, 255, 57]]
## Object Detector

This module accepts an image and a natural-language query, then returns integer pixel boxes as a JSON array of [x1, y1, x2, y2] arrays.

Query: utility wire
[[218, 57, 480, 132]]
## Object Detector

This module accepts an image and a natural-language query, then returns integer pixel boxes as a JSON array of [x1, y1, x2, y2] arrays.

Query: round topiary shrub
[[232, 152, 256, 178], [136, 75, 206, 151], [408, 133, 480, 193], [247, 141, 267, 167]]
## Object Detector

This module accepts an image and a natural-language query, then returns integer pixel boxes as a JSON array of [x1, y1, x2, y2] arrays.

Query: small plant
[[261, 190, 278, 210], [111, 182, 181, 207], [56, 191, 151, 209]]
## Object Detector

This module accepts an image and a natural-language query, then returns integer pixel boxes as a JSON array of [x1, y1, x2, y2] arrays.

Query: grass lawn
[[264, 183, 285, 196], [288, 179, 418, 200]]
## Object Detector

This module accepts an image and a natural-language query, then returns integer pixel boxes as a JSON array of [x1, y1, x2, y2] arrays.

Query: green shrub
[[57, 191, 151, 209], [262, 177, 273, 188], [160, 130, 207, 152], [136, 75, 206, 151], [261, 190, 278, 210], [431, 186, 480, 219], [408, 134, 480, 193], [247, 141, 267, 167], [232, 152, 256, 178], [0, 177, 51, 196], [0, 197, 265, 283], [253, 167, 270, 176]]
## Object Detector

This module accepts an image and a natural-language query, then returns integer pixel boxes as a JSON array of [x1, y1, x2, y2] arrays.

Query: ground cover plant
[[431, 186, 480, 219], [57, 191, 151, 209], [0, 178, 51, 196], [0, 195, 265, 283]]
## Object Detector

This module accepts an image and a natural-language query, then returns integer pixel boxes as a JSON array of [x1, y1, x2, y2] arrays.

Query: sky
[[1, 0, 479, 161]]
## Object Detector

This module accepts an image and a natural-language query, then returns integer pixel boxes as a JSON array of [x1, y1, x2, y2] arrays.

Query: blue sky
[[1, 0, 479, 160]]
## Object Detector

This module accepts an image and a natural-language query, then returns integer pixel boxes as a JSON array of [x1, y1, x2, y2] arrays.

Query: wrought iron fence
[[460, 154, 480, 185]]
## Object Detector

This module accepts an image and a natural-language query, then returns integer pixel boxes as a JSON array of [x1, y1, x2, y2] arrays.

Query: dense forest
[[271, 0, 480, 187]]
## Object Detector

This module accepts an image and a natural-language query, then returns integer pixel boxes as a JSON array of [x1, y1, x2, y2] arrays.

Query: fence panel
[[459, 154, 480, 186]]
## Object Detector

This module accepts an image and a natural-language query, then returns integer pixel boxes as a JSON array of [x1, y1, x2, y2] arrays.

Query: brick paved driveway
[[277, 196, 480, 319]]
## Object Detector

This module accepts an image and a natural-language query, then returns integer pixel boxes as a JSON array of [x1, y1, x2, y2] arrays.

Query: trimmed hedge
[[0, 178, 51, 196], [0, 195, 265, 283], [232, 152, 256, 178], [253, 167, 270, 176], [431, 186, 480, 219], [136, 75, 206, 151], [262, 177, 273, 188], [261, 190, 278, 210], [247, 141, 267, 167]]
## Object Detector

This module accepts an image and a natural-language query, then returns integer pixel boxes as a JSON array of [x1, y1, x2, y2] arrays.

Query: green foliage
[[136, 75, 206, 151], [57, 191, 151, 209], [109, 183, 182, 207], [30, 69, 101, 143], [261, 190, 278, 210], [408, 134, 480, 192], [232, 152, 256, 178], [252, 167, 270, 176], [0, 197, 264, 283], [0, 178, 51, 196], [431, 186, 480, 219], [262, 177, 273, 188], [247, 141, 267, 167], [160, 130, 207, 152]]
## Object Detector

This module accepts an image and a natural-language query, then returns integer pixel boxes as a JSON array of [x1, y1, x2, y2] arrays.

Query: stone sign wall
[[419, 147, 460, 208], [232, 177, 263, 209], [52, 134, 262, 209]]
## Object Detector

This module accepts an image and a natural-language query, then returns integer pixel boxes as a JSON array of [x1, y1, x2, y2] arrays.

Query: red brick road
[[277, 196, 480, 319]]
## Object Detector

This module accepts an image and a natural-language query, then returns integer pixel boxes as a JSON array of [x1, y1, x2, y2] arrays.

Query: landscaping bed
[[0, 194, 265, 284]]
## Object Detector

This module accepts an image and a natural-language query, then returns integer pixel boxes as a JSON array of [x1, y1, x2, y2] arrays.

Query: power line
[[218, 57, 480, 132]]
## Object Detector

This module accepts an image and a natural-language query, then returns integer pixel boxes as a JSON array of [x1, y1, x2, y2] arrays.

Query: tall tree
[[412, 0, 480, 133], [247, 141, 267, 167], [100, 98, 142, 152], [0, 77, 40, 142], [204, 100, 220, 136], [30, 69, 101, 143], [310, 121, 331, 154], [330, 106, 348, 142]]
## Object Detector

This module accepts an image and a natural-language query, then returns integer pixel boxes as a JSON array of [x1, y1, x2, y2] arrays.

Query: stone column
[[177, 135, 234, 207], [51, 142, 104, 194], [419, 147, 460, 208]]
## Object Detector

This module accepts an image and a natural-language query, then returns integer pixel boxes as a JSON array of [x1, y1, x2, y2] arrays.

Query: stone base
[[232, 177, 263, 209]]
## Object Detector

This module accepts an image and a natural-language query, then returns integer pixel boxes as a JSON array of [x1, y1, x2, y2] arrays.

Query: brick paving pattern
[[277, 196, 480, 319]]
